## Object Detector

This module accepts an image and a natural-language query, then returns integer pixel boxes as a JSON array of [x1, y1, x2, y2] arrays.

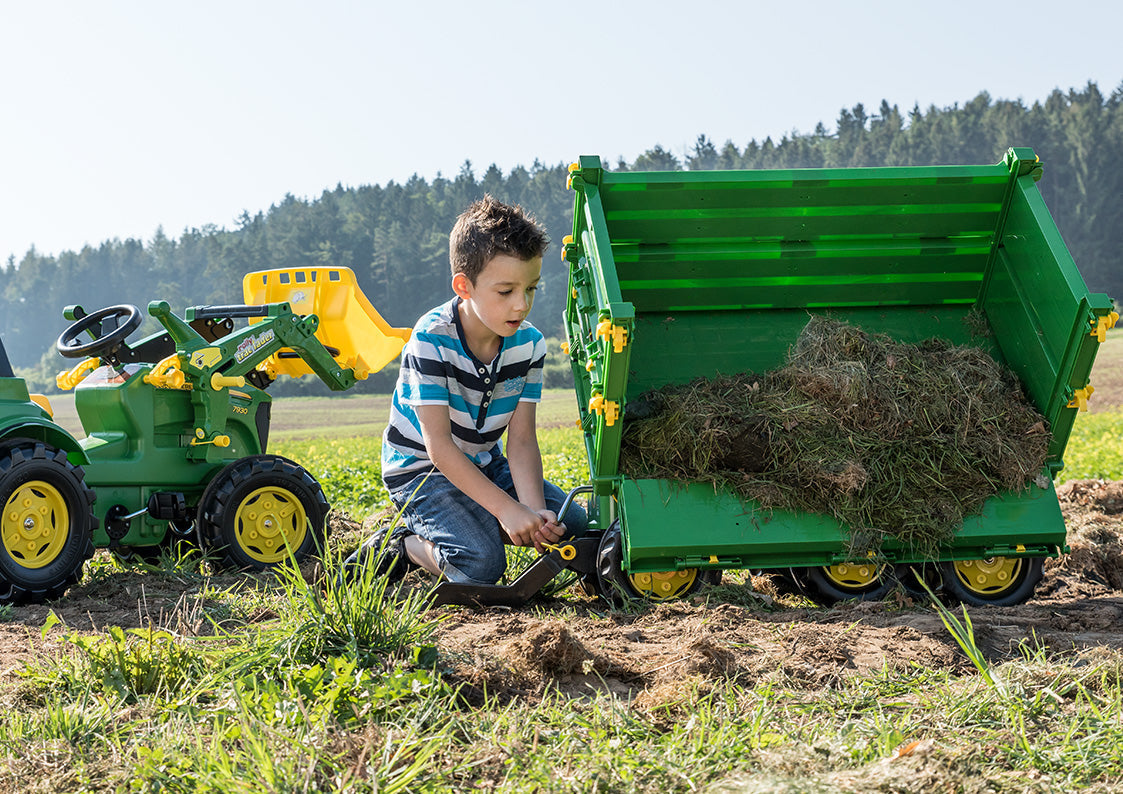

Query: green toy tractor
[[0, 266, 409, 604]]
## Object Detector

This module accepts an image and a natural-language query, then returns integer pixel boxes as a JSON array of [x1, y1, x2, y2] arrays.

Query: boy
[[348, 195, 587, 585]]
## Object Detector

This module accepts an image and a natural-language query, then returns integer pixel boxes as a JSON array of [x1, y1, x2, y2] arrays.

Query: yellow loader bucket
[[242, 267, 411, 379]]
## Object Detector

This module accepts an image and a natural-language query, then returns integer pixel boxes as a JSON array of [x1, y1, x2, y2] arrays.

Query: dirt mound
[[1041, 479, 1123, 598], [1058, 478, 1123, 514], [432, 480, 1123, 705]]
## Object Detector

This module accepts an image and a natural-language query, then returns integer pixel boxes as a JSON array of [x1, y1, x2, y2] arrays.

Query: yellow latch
[[542, 542, 577, 561], [343, 353, 371, 380], [56, 358, 100, 391], [211, 372, 246, 391], [566, 163, 579, 190], [561, 342, 569, 356], [596, 320, 629, 353], [1068, 384, 1095, 411], [588, 393, 620, 427], [143, 355, 189, 390], [190, 428, 231, 447], [1091, 311, 1119, 343]]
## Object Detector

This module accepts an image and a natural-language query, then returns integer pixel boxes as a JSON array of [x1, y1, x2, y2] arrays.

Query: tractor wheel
[[594, 521, 719, 606], [803, 561, 894, 604], [940, 557, 1044, 607], [0, 442, 96, 604], [197, 455, 328, 571]]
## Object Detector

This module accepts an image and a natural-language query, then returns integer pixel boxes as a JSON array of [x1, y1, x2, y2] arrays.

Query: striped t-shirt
[[381, 297, 546, 490]]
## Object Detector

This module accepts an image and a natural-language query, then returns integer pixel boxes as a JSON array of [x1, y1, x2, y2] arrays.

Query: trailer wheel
[[594, 521, 717, 606], [198, 455, 327, 571], [940, 557, 1043, 606], [804, 561, 894, 604], [0, 442, 96, 604]]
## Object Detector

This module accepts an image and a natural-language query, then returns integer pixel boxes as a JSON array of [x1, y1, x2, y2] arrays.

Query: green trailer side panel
[[625, 306, 1000, 395], [981, 173, 1115, 465], [618, 477, 1067, 573]]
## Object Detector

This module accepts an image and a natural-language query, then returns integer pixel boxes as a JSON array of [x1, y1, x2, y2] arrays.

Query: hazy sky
[[2, 0, 1120, 265]]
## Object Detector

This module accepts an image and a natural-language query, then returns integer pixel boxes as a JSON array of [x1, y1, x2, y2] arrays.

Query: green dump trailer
[[560, 148, 1118, 607]]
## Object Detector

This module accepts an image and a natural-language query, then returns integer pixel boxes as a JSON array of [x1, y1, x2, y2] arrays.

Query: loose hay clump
[[619, 316, 1051, 557]]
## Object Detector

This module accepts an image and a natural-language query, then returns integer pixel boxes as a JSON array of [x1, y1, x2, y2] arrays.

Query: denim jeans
[[387, 456, 588, 585]]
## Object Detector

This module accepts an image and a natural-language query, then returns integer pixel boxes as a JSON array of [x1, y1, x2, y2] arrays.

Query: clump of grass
[[620, 316, 1051, 557]]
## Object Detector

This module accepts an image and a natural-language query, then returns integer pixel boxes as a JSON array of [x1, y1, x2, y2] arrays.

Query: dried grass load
[[619, 316, 1051, 556]]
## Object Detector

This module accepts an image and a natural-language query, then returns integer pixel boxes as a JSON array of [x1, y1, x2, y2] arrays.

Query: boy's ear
[[451, 272, 472, 299]]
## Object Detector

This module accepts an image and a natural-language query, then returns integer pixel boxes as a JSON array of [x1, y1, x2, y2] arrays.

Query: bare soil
[[2, 480, 1122, 712]]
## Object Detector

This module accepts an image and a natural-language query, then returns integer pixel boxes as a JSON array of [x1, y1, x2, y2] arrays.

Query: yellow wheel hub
[[822, 562, 882, 591], [3, 480, 70, 569], [952, 557, 1022, 596], [234, 486, 307, 564], [629, 569, 698, 601]]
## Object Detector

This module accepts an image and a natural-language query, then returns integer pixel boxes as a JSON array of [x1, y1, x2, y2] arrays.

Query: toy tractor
[[0, 267, 408, 604]]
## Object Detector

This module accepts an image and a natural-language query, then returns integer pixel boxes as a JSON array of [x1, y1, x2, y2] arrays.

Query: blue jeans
[[387, 456, 588, 585]]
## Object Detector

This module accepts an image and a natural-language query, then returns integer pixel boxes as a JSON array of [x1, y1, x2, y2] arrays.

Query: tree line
[[3, 81, 1119, 394]]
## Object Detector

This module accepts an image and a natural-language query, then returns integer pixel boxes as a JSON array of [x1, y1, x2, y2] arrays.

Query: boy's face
[[453, 254, 542, 339]]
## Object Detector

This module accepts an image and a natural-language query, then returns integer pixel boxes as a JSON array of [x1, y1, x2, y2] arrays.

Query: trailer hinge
[[596, 320, 629, 353], [1067, 385, 1094, 411], [1090, 311, 1119, 343], [588, 393, 620, 427], [565, 162, 580, 190], [561, 234, 579, 264]]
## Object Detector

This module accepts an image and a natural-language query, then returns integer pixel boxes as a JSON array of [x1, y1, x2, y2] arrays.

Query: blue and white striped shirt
[[381, 297, 546, 490]]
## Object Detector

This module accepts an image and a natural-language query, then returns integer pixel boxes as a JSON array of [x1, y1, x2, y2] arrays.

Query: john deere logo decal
[[235, 329, 275, 363]]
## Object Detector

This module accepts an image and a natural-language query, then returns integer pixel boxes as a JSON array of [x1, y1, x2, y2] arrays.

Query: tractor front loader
[[0, 266, 408, 604]]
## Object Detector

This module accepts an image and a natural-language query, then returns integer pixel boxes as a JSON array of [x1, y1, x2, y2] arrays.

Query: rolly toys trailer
[[0, 267, 409, 604], [431, 148, 1117, 608]]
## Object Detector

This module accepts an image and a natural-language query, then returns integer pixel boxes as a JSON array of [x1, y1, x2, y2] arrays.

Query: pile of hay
[[619, 316, 1051, 556]]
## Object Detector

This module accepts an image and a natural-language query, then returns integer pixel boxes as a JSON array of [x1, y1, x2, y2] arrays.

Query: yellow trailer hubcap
[[952, 557, 1023, 596], [821, 562, 882, 591], [629, 569, 699, 601], [234, 486, 307, 564], [3, 481, 70, 569]]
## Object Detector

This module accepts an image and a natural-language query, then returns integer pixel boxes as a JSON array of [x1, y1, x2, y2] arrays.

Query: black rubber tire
[[593, 521, 715, 606], [197, 455, 328, 571], [0, 442, 96, 604], [803, 561, 895, 604], [940, 557, 1044, 607], [894, 563, 944, 598]]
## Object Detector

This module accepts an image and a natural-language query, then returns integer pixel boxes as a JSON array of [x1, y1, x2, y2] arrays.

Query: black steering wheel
[[57, 304, 143, 361]]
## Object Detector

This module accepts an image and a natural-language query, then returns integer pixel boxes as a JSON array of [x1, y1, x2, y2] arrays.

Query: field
[[2, 333, 1121, 791]]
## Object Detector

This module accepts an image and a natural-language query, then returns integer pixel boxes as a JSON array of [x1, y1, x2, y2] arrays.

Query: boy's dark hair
[[449, 195, 549, 283]]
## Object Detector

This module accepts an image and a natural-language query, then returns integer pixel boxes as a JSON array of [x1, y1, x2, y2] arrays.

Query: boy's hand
[[533, 510, 565, 549], [499, 503, 548, 550]]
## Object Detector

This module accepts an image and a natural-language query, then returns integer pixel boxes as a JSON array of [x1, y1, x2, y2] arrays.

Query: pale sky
[[2, 0, 1120, 265]]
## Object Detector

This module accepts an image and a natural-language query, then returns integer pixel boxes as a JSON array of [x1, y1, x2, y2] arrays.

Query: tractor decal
[[234, 329, 275, 363]]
